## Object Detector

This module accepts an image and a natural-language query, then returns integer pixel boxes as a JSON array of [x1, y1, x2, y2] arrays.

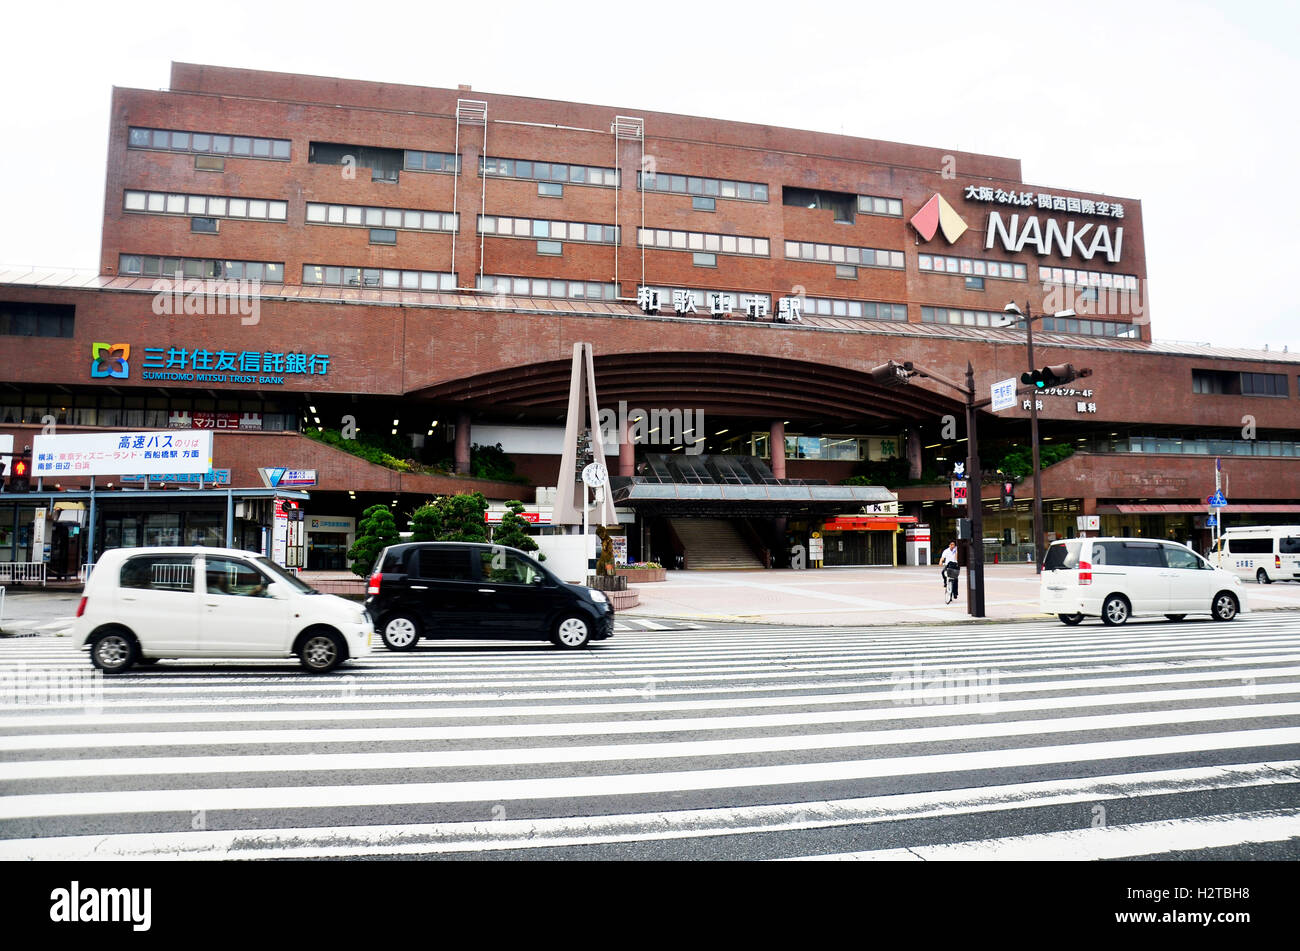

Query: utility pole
[[964, 361, 986, 618]]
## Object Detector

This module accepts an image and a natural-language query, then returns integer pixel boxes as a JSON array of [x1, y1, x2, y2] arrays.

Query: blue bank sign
[[92, 342, 332, 387]]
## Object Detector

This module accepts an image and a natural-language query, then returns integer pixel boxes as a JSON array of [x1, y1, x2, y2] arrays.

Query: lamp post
[[1003, 301, 1075, 573], [870, 359, 985, 617]]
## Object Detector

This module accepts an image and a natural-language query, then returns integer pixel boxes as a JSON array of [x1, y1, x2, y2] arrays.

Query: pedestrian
[[940, 540, 960, 603]]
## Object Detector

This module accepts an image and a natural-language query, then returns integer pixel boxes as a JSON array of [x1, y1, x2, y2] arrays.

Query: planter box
[[616, 567, 667, 583], [588, 574, 628, 592], [609, 589, 640, 611]]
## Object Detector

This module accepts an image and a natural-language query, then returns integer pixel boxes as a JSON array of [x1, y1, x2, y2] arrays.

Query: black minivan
[[366, 542, 614, 650]]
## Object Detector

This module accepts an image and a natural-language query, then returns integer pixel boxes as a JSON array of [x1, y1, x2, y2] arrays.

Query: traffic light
[[9, 448, 31, 493], [1001, 481, 1015, 509], [1020, 364, 1093, 389]]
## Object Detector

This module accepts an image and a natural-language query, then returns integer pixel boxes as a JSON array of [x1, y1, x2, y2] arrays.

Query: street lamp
[[1003, 301, 1077, 573], [870, 359, 986, 618]]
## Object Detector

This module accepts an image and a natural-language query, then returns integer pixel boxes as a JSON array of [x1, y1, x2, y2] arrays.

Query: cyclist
[[939, 540, 960, 603]]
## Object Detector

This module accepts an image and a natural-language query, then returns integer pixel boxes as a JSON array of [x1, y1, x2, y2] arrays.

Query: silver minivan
[[1040, 537, 1247, 625]]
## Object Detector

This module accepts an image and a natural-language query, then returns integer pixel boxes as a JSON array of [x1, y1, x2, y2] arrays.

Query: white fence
[[0, 562, 46, 586]]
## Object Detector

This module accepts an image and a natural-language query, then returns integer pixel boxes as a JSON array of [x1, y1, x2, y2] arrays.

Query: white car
[[1040, 537, 1246, 625], [75, 547, 373, 673]]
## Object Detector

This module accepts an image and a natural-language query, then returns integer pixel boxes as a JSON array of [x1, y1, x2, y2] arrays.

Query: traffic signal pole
[[1025, 305, 1045, 574], [964, 362, 986, 618]]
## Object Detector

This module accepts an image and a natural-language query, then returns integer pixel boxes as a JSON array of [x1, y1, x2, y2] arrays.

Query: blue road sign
[[1206, 515, 1218, 527], [1207, 491, 1227, 507]]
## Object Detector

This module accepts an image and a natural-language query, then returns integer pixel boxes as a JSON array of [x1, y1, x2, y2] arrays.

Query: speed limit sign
[[951, 480, 968, 507]]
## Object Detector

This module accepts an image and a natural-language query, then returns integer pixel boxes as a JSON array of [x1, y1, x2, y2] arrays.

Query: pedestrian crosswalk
[[1, 614, 1298, 860]]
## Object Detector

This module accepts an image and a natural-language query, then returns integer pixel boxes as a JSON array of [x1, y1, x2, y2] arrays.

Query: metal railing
[[0, 562, 46, 586]]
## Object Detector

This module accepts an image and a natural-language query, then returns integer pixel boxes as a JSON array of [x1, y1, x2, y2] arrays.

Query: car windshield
[[254, 556, 317, 594], [1043, 540, 1080, 571]]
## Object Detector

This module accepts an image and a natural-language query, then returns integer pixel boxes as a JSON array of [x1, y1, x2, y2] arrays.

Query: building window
[[194, 155, 225, 172], [369, 228, 397, 245], [537, 240, 562, 256], [638, 228, 768, 257], [802, 298, 906, 321], [479, 216, 618, 245], [309, 142, 403, 182], [919, 253, 1026, 280], [783, 187, 857, 223], [692, 196, 716, 212], [857, 195, 905, 217], [477, 275, 618, 300], [538, 182, 563, 197], [481, 156, 618, 187], [191, 217, 219, 233], [124, 190, 287, 222], [835, 265, 858, 280], [1240, 372, 1288, 397], [119, 255, 283, 283], [404, 150, 460, 173], [303, 265, 453, 290], [964, 276, 985, 291], [307, 203, 457, 233], [0, 302, 75, 337], [128, 127, 290, 161], [693, 252, 717, 267], [637, 171, 767, 202], [785, 240, 903, 269], [1039, 265, 1140, 290]]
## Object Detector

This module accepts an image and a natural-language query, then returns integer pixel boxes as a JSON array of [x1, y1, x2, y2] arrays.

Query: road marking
[[792, 809, 1300, 861], [2, 762, 1293, 860], [3, 727, 1298, 819]]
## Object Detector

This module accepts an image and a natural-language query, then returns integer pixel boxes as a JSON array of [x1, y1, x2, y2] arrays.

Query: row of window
[[638, 172, 768, 202], [476, 275, 620, 300], [306, 202, 458, 232], [802, 298, 908, 321], [1039, 266, 1140, 290], [919, 253, 1028, 281], [303, 266, 456, 291], [118, 255, 285, 283], [404, 151, 460, 173], [0, 392, 296, 431], [922, 306, 1139, 338], [858, 195, 905, 217], [1192, 369, 1290, 397], [479, 216, 619, 244], [784, 241, 904, 269], [0, 302, 74, 338], [480, 157, 619, 187], [638, 229, 771, 257], [124, 191, 288, 221], [127, 127, 290, 160], [1082, 434, 1300, 457]]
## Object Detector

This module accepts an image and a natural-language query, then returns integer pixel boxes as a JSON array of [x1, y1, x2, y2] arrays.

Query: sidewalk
[[619, 564, 1300, 626]]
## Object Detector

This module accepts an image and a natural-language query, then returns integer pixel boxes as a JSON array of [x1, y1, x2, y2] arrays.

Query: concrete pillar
[[906, 429, 922, 480], [770, 420, 786, 480], [454, 410, 471, 475], [619, 417, 634, 477]]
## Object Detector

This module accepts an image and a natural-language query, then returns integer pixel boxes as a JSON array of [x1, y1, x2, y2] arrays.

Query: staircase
[[670, 519, 764, 570]]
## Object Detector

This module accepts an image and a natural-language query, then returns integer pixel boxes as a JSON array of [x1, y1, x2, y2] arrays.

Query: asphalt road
[[1, 613, 1298, 860]]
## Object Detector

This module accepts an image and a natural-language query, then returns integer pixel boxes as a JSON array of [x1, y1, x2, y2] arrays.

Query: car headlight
[[589, 588, 608, 604]]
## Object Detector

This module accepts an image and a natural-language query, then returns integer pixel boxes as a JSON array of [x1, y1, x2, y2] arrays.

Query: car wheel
[[90, 629, 138, 674], [299, 630, 346, 673], [1256, 568, 1272, 584], [1163, 614, 1187, 622], [381, 615, 421, 651], [552, 616, 591, 649], [1058, 613, 1084, 626], [1101, 595, 1130, 626], [1211, 592, 1239, 622]]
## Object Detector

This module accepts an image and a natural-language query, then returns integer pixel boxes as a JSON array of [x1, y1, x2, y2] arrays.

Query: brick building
[[1, 63, 1298, 571]]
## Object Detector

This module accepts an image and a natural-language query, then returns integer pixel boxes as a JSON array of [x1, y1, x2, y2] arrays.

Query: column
[[454, 410, 471, 475], [619, 417, 634, 477], [906, 429, 922, 480], [770, 420, 786, 480]]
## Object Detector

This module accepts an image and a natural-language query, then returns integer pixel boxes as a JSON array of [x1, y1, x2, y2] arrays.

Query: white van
[[75, 547, 373, 673], [1040, 537, 1246, 625], [1210, 526, 1300, 584]]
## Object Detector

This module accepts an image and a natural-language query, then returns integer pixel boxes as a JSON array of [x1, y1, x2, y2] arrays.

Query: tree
[[493, 499, 542, 558], [348, 504, 399, 577], [407, 493, 489, 544]]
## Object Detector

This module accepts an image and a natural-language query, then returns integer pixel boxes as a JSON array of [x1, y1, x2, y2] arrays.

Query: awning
[[1098, 504, 1300, 515], [821, 515, 919, 531]]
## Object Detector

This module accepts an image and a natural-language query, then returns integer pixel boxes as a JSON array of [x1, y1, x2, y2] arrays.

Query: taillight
[[367, 572, 382, 596], [1277, 555, 1282, 569], [1078, 560, 1092, 585], [76, 596, 87, 617]]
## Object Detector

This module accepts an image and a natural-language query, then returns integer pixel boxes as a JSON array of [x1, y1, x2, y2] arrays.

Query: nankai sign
[[985, 211, 1123, 263]]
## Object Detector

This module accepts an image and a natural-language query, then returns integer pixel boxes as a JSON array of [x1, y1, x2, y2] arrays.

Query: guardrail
[[0, 562, 46, 586]]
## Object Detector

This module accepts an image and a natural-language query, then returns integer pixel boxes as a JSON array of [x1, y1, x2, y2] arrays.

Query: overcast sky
[[3, 0, 1295, 350]]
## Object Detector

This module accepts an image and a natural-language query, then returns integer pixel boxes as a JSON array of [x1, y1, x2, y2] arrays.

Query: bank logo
[[91, 343, 131, 379], [910, 193, 968, 244]]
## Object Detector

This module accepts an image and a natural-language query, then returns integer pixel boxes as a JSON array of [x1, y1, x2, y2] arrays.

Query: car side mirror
[[266, 582, 287, 598]]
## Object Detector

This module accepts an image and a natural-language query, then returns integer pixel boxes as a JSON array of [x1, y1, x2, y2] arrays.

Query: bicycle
[[942, 562, 960, 604]]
